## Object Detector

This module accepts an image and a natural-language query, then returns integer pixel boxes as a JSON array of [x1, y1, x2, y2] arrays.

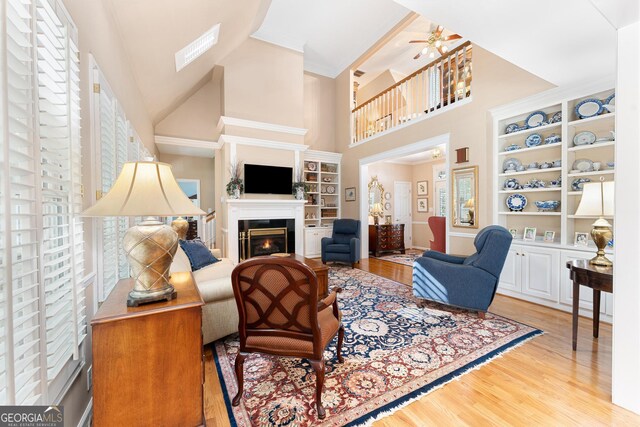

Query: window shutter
[[3, 0, 44, 405], [115, 107, 128, 280]]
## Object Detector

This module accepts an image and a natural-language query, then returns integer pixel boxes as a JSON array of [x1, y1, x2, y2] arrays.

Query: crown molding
[[304, 149, 342, 163], [218, 135, 309, 152], [217, 116, 308, 136], [154, 135, 221, 157]]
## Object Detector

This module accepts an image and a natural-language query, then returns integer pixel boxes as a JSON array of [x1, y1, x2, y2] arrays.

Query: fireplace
[[238, 219, 295, 260]]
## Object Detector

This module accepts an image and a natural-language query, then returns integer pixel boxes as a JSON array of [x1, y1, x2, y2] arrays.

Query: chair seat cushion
[[325, 244, 351, 254], [245, 306, 340, 355]]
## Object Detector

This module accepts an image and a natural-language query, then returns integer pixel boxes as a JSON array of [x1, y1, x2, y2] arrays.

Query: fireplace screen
[[241, 227, 288, 259]]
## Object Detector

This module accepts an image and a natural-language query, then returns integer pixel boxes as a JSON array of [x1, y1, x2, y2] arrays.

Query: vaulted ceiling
[[104, 0, 268, 124]]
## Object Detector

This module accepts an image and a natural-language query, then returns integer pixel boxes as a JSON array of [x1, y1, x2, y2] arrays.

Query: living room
[[0, 0, 639, 426]]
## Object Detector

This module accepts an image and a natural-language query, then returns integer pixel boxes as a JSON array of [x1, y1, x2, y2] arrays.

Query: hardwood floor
[[204, 257, 640, 426]]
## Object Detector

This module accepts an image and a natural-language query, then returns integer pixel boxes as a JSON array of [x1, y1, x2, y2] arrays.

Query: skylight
[[175, 24, 220, 72]]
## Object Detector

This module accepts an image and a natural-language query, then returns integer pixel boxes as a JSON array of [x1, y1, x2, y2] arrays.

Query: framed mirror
[[452, 166, 478, 228], [368, 176, 384, 225]]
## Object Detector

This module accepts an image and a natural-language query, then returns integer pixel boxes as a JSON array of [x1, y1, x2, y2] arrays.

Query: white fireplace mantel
[[224, 199, 306, 263]]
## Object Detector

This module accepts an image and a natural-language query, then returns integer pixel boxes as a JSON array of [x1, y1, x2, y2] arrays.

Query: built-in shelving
[[497, 143, 562, 156], [497, 122, 561, 139]]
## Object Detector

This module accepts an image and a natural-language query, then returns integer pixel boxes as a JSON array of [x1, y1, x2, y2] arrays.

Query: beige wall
[[222, 38, 304, 128], [337, 46, 554, 255], [155, 76, 222, 141], [367, 162, 412, 224], [60, 0, 158, 425], [411, 159, 446, 248], [357, 69, 402, 106], [304, 72, 336, 151], [158, 153, 216, 214]]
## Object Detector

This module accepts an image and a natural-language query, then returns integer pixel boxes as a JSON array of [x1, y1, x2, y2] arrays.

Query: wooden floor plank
[[203, 257, 640, 425]]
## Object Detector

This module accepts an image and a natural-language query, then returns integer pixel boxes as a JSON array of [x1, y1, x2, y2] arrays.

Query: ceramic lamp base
[[123, 217, 179, 306], [589, 225, 613, 267]]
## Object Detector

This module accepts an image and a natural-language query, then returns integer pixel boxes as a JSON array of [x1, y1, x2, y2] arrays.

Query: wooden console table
[[369, 224, 405, 257], [566, 259, 613, 351], [92, 272, 205, 426]]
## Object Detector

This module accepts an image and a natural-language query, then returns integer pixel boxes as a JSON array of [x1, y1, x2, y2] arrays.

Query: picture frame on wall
[[417, 180, 428, 196], [543, 231, 555, 243], [345, 187, 356, 202], [177, 179, 201, 208], [417, 198, 428, 212], [509, 228, 517, 239], [574, 232, 590, 246], [523, 227, 537, 241], [385, 215, 392, 224]]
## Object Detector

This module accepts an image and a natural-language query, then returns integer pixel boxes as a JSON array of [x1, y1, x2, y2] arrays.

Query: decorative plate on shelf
[[506, 193, 527, 211], [505, 123, 520, 134], [604, 93, 615, 106], [525, 111, 548, 128], [572, 159, 594, 173], [573, 131, 596, 146], [307, 162, 317, 171], [575, 98, 603, 119], [504, 143, 521, 152], [571, 177, 591, 191], [524, 133, 542, 147], [326, 185, 335, 194], [384, 191, 392, 200], [503, 178, 520, 190], [544, 134, 561, 144], [550, 111, 562, 123], [502, 158, 522, 173], [384, 202, 391, 210]]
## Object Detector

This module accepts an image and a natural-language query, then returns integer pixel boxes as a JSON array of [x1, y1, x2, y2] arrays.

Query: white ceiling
[[354, 16, 466, 88], [105, 0, 266, 124], [251, 0, 411, 77], [392, 0, 619, 86], [589, 0, 639, 29]]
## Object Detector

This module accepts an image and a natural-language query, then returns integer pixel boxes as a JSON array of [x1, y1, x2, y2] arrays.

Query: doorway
[[359, 134, 450, 259], [394, 181, 412, 247]]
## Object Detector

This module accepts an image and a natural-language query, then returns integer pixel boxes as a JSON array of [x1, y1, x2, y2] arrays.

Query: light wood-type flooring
[[204, 256, 640, 426]]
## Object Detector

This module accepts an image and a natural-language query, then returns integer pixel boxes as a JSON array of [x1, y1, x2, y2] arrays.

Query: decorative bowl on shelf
[[544, 134, 561, 144], [534, 200, 560, 212], [607, 161, 615, 168], [504, 143, 521, 152], [571, 177, 591, 191], [503, 178, 521, 190]]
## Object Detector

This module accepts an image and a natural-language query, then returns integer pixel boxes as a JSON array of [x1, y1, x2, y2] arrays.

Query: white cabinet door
[[559, 249, 610, 314], [521, 246, 559, 302], [498, 246, 522, 293], [304, 229, 320, 258]]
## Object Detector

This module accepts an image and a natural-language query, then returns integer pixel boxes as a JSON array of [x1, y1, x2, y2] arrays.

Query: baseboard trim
[[77, 397, 92, 427]]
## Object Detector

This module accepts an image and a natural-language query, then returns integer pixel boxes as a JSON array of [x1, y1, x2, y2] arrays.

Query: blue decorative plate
[[525, 133, 542, 147], [503, 178, 520, 190], [575, 98, 603, 119], [506, 193, 527, 211], [504, 144, 521, 152], [505, 123, 520, 134], [549, 111, 562, 123], [604, 93, 615, 106], [502, 158, 522, 173], [571, 177, 591, 191], [525, 111, 548, 128]]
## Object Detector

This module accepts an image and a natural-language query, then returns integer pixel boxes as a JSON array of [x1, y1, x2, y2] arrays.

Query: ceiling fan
[[410, 25, 462, 60]]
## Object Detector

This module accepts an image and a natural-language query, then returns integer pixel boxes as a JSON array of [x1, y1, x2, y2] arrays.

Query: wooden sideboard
[[92, 272, 205, 426], [369, 224, 405, 257]]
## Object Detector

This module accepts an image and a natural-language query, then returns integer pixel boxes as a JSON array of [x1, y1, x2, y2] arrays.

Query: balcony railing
[[352, 41, 472, 144]]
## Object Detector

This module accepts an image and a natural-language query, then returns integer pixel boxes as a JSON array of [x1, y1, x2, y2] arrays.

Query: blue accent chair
[[412, 225, 512, 315], [321, 219, 361, 267]]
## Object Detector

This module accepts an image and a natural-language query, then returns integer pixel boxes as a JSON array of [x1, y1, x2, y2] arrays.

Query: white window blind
[[92, 64, 145, 301], [1, 0, 86, 405]]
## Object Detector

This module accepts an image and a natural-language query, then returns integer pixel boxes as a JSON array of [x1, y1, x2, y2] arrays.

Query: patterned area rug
[[373, 249, 423, 266], [214, 267, 542, 427]]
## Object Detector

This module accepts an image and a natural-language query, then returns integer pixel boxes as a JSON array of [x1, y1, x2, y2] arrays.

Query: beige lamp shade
[[83, 161, 206, 217], [574, 181, 614, 217], [464, 197, 475, 208]]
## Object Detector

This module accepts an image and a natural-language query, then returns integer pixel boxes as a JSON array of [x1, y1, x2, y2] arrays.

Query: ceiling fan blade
[[409, 40, 429, 43], [443, 34, 462, 41], [437, 45, 445, 56], [413, 52, 423, 60], [434, 25, 444, 37]]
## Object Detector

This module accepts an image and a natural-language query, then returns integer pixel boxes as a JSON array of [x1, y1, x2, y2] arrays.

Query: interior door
[[394, 181, 412, 248]]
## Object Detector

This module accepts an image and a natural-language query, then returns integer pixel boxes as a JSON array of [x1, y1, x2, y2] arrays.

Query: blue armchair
[[412, 225, 512, 315], [321, 219, 361, 267]]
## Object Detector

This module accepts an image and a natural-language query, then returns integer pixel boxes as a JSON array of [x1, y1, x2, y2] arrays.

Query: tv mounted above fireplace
[[244, 164, 293, 195]]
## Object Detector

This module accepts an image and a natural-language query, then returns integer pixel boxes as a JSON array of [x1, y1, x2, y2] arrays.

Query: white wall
[[612, 20, 640, 415]]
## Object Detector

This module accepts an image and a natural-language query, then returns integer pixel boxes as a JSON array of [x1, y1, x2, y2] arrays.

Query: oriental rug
[[372, 249, 423, 267], [213, 267, 542, 427]]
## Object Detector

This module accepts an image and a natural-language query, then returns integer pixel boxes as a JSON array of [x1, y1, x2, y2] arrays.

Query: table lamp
[[464, 197, 475, 225], [370, 202, 384, 225], [83, 161, 206, 306], [574, 179, 614, 266]]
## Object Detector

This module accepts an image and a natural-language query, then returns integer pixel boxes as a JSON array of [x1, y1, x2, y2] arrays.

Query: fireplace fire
[[240, 227, 288, 260]]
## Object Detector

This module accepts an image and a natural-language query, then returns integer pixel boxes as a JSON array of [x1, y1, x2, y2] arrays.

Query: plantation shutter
[[1, 0, 86, 405], [115, 107, 129, 279], [3, 0, 44, 405]]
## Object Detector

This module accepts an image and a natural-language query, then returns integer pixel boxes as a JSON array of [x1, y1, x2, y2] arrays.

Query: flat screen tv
[[244, 164, 293, 195]]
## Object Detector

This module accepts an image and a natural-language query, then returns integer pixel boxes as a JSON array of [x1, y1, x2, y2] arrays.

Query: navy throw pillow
[[179, 239, 220, 271]]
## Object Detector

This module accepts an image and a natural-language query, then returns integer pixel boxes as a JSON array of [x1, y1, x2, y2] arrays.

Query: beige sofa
[[170, 246, 238, 345]]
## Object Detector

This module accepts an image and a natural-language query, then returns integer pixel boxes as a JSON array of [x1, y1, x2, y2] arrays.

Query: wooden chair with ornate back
[[231, 256, 345, 419]]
